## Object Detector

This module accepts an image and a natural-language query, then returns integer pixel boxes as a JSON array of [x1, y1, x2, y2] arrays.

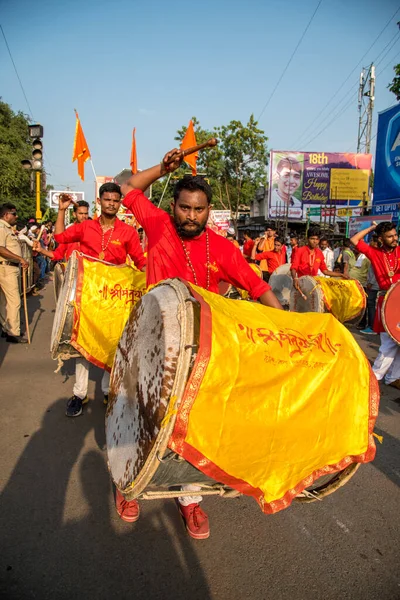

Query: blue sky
[[1, 0, 399, 204]]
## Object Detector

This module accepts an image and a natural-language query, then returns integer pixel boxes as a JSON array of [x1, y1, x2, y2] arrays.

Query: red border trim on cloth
[[169, 285, 380, 514], [169, 284, 213, 455], [70, 254, 111, 372]]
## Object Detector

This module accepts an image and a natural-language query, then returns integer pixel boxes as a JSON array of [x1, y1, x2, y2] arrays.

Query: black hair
[[307, 227, 321, 239], [244, 230, 252, 237], [274, 236, 284, 245], [342, 238, 352, 248], [98, 182, 122, 199], [376, 221, 396, 238], [0, 202, 16, 218], [319, 235, 329, 243], [265, 223, 276, 231], [73, 200, 89, 212], [173, 175, 212, 204]]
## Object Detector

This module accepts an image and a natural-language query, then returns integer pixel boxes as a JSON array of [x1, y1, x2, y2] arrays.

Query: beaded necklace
[[179, 230, 211, 290], [308, 248, 316, 268], [99, 218, 115, 260], [383, 248, 399, 283]]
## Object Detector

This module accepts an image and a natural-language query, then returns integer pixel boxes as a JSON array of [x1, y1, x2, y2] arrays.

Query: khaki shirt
[[0, 219, 22, 262]]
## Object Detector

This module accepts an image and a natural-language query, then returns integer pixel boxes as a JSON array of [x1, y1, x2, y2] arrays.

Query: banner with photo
[[268, 151, 372, 221]]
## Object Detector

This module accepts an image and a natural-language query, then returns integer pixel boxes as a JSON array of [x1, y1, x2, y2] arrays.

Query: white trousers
[[178, 484, 203, 506], [372, 333, 400, 384], [73, 357, 110, 399]]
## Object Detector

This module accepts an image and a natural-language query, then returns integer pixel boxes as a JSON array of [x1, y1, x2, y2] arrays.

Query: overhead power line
[[0, 24, 34, 119], [257, 0, 323, 122], [291, 5, 400, 148]]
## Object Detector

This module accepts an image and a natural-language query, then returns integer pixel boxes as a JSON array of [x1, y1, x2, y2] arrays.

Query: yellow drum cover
[[169, 284, 379, 514]]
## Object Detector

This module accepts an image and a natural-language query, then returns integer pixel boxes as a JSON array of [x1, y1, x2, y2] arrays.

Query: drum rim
[[50, 251, 80, 360], [382, 281, 400, 345], [112, 278, 195, 500]]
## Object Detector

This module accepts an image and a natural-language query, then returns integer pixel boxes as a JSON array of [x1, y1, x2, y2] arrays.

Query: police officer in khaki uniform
[[0, 203, 29, 343]]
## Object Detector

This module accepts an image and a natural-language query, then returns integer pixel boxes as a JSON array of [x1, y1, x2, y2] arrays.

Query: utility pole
[[357, 64, 375, 154]]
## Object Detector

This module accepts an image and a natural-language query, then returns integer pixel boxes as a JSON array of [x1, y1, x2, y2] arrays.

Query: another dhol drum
[[382, 281, 400, 344], [50, 252, 81, 362], [290, 275, 366, 325], [51, 251, 146, 369], [269, 264, 293, 308], [53, 262, 66, 303], [107, 278, 377, 514]]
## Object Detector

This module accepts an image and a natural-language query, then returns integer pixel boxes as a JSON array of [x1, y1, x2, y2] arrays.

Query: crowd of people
[[0, 146, 399, 541]]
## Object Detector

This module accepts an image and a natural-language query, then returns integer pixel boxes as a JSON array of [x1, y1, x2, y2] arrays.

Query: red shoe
[[179, 503, 210, 539], [115, 489, 140, 523]]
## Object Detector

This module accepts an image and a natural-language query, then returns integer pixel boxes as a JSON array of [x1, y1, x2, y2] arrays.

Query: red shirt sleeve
[[219, 244, 271, 300], [52, 243, 68, 261], [291, 247, 302, 270], [356, 239, 374, 260], [126, 229, 146, 271], [123, 189, 164, 233], [255, 251, 271, 261], [54, 223, 83, 244]]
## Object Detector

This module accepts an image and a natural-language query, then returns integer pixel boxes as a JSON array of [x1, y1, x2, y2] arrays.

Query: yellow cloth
[[71, 257, 146, 370], [170, 285, 378, 514], [315, 277, 366, 323]]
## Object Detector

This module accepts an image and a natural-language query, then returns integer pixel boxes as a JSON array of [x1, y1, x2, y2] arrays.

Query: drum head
[[382, 282, 400, 344], [106, 280, 194, 496], [53, 262, 66, 303], [289, 276, 325, 313], [269, 264, 292, 306], [50, 253, 80, 359]]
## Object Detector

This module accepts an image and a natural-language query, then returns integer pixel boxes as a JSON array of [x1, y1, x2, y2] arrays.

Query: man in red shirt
[[53, 183, 146, 418], [251, 236, 285, 276], [34, 200, 89, 261], [290, 228, 345, 288], [350, 221, 400, 388], [114, 148, 282, 539], [242, 230, 254, 261]]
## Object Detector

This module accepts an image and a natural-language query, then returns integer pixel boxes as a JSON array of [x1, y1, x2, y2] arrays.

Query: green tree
[[388, 64, 400, 101], [0, 99, 49, 220]]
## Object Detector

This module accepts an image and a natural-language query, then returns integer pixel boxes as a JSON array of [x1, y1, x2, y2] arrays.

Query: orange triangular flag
[[72, 111, 91, 181], [180, 120, 197, 176], [130, 128, 138, 173]]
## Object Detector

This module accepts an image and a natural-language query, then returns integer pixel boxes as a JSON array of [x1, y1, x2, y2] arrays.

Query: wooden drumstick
[[164, 137, 218, 165], [36, 225, 46, 242], [22, 269, 31, 344]]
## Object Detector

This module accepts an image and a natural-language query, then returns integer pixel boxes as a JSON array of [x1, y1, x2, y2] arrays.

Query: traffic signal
[[21, 124, 44, 170]]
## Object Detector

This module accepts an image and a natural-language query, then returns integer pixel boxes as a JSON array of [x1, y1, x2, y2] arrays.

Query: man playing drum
[[290, 227, 347, 289], [116, 148, 282, 539], [53, 183, 146, 417], [251, 235, 286, 276], [34, 200, 89, 262], [350, 221, 400, 389]]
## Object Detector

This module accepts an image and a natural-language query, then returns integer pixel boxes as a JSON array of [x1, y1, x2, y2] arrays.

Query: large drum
[[107, 279, 377, 514], [269, 264, 293, 308], [290, 276, 366, 325], [53, 262, 66, 303], [51, 251, 147, 369], [382, 281, 400, 344]]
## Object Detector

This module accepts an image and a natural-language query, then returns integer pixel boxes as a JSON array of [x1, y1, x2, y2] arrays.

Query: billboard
[[348, 214, 392, 239], [268, 151, 372, 221], [208, 210, 231, 232], [373, 103, 400, 220]]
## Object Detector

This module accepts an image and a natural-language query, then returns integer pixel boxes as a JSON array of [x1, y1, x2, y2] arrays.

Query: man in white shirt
[[318, 236, 334, 276]]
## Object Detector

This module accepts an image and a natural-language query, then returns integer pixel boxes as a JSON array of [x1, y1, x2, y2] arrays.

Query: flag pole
[[158, 173, 172, 208]]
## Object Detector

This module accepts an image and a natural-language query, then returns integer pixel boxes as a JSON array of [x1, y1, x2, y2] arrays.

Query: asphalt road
[[0, 281, 399, 600]]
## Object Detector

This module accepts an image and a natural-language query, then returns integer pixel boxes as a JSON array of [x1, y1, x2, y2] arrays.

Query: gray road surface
[[0, 282, 399, 600]]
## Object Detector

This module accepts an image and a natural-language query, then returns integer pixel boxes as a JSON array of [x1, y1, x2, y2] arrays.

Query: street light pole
[[36, 171, 42, 220]]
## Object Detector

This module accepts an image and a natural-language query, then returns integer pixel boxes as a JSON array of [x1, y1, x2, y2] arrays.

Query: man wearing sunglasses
[[0, 203, 29, 343]]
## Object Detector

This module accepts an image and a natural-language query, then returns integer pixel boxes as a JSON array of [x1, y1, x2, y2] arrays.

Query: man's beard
[[176, 221, 206, 239]]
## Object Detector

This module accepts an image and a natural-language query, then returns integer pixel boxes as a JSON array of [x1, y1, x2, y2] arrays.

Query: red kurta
[[255, 250, 285, 273], [291, 246, 327, 277], [54, 218, 146, 269], [52, 241, 80, 261], [122, 189, 271, 299], [356, 240, 400, 291]]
